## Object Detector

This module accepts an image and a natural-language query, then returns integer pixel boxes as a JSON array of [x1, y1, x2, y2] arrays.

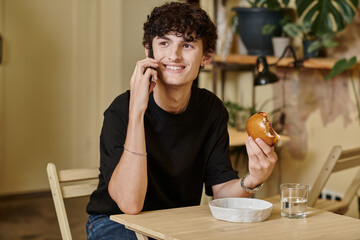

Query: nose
[[167, 45, 181, 61]]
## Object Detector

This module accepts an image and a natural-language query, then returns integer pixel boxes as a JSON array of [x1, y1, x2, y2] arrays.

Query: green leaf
[[325, 57, 357, 81], [322, 38, 338, 48], [310, 1, 333, 34], [247, 0, 287, 9], [335, 0, 354, 25], [307, 40, 322, 53], [295, 0, 309, 17], [295, 0, 358, 35], [282, 0, 290, 6], [351, 0, 360, 6], [258, 0, 266, 7], [326, 2, 344, 32], [279, 14, 294, 27], [262, 24, 276, 35], [267, 0, 281, 10], [283, 23, 304, 38], [231, 15, 239, 33], [247, 0, 257, 7], [302, 6, 317, 33]]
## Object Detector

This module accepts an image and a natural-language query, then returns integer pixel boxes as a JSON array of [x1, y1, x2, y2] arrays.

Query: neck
[[153, 83, 192, 114]]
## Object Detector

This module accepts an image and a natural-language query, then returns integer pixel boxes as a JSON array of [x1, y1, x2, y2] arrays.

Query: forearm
[[212, 137, 277, 199], [108, 113, 148, 215], [108, 57, 158, 214], [213, 175, 263, 199]]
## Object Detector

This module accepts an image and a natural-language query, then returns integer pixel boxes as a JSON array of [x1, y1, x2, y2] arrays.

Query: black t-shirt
[[86, 86, 239, 215]]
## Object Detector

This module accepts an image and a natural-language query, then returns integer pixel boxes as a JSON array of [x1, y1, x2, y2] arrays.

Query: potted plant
[[282, 22, 338, 58], [262, 13, 295, 57], [232, 0, 291, 56], [225, 101, 248, 131], [293, 0, 359, 58], [225, 100, 285, 132]]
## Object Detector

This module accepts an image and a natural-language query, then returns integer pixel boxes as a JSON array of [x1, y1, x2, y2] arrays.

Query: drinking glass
[[280, 183, 309, 218]]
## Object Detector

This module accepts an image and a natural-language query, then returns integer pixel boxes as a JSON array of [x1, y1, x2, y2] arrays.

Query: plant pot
[[232, 7, 284, 56], [272, 37, 291, 58], [302, 40, 319, 59]]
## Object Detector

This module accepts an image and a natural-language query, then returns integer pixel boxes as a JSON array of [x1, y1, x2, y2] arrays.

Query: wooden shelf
[[209, 54, 360, 100], [213, 54, 360, 70]]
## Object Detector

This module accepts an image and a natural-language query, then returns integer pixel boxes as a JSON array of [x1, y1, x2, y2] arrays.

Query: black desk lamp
[[252, 56, 279, 107], [252, 46, 300, 130], [254, 56, 279, 86], [253, 45, 300, 104]]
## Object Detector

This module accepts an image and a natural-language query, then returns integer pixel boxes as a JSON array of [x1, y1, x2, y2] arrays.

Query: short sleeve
[[204, 104, 239, 196], [99, 98, 129, 184]]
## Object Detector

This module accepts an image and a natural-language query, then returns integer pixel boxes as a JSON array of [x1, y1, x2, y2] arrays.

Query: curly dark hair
[[143, 2, 217, 54]]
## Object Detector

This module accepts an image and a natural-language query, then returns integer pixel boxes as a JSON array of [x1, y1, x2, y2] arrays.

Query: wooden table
[[228, 127, 290, 147], [110, 196, 360, 240]]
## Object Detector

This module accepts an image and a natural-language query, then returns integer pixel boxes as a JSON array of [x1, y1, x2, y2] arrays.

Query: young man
[[86, 2, 277, 239]]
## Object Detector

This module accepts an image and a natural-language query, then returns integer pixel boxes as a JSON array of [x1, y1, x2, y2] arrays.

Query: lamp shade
[[254, 56, 279, 86]]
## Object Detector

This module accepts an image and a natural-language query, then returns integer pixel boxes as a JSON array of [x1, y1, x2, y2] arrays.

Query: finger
[[246, 137, 262, 156], [137, 60, 159, 75], [143, 68, 157, 80], [138, 57, 158, 64], [149, 80, 156, 93], [253, 139, 277, 167], [254, 138, 274, 159], [141, 68, 158, 89], [132, 59, 156, 82], [133, 60, 157, 79], [245, 137, 260, 165], [247, 137, 269, 162], [246, 139, 265, 179]]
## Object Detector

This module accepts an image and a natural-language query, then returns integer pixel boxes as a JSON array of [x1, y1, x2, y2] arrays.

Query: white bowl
[[209, 198, 273, 223]]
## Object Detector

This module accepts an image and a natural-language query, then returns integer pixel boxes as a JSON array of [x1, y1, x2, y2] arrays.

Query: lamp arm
[[269, 45, 303, 68]]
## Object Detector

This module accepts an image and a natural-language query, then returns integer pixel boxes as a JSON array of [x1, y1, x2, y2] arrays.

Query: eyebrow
[[156, 36, 198, 43]]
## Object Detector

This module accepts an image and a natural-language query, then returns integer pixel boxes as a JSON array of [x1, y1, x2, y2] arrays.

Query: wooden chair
[[47, 162, 99, 240], [309, 146, 360, 215]]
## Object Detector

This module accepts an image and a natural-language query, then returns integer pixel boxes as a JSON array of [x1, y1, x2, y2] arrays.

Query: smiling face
[[151, 33, 212, 87]]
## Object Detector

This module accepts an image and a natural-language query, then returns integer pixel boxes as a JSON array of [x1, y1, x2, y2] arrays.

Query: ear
[[201, 52, 214, 67]]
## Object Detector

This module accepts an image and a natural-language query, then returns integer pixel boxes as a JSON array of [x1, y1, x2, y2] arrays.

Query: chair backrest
[[308, 146, 360, 210], [47, 162, 99, 240]]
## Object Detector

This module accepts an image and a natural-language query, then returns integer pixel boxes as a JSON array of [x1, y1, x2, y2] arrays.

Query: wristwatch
[[240, 173, 264, 193]]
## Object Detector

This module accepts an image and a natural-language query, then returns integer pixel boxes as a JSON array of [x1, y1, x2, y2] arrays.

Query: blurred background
[[0, 0, 360, 238]]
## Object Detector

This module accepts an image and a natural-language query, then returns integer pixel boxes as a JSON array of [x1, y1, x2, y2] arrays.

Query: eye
[[183, 43, 193, 49], [160, 41, 168, 46]]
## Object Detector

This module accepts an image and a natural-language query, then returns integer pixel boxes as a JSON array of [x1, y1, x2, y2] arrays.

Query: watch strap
[[240, 173, 264, 193]]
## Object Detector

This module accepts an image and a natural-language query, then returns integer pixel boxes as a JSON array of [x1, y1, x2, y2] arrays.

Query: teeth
[[166, 65, 183, 70]]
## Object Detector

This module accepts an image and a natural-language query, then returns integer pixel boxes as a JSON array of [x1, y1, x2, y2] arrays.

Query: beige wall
[[0, 0, 167, 195], [0, 0, 103, 194]]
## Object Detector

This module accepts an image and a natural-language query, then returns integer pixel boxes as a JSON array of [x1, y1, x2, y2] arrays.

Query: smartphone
[[148, 46, 155, 82], [149, 45, 154, 59]]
